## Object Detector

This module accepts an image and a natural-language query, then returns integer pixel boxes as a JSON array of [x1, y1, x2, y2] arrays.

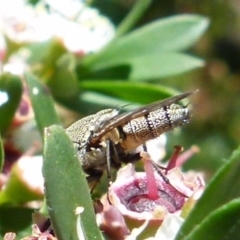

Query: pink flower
[[4, 223, 57, 240], [98, 146, 204, 239]]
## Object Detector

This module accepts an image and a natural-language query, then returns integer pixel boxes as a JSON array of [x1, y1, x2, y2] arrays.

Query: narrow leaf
[[24, 72, 60, 136], [0, 206, 32, 238], [27, 40, 66, 82], [176, 146, 240, 240], [43, 125, 102, 240], [116, 0, 151, 37], [57, 91, 140, 115], [0, 73, 22, 133], [81, 80, 177, 104], [84, 53, 203, 81], [0, 136, 3, 173], [48, 54, 80, 99], [78, 91, 140, 114], [184, 199, 240, 240], [82, 14, 209, 72], [128, 53, 204, 80]]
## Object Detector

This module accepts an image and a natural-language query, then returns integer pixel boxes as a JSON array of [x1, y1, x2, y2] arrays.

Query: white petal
[[154, 215, 184, 240]]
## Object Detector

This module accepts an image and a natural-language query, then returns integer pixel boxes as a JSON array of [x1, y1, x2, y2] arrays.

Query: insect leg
[[148, 155, 189, 198], [105, 139, 123, 182], [140, 147, 170, 184], [143, 143, 166, 170], [105, 139, 112, 183], [142, 143, 147, 152], [150, 160, 170, 184], [142, 157, 188, 198]]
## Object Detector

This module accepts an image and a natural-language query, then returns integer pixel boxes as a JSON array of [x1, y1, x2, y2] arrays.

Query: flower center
[[117, 176, 185, 214]]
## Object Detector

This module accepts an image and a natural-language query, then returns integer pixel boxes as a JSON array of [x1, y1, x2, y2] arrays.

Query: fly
[[66, 91, 196, 186]]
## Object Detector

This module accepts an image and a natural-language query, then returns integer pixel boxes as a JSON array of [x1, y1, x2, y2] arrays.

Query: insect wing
[[91, 91, 196, 143]]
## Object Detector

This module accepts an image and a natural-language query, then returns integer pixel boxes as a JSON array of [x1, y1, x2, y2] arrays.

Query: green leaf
[[27, 40, 66, 81], [0, 206, 32, 238], [81, 53, 203, 81], [116, 0, 151, 37], [128, 53, 204, 80], [48, 54, 80, 99], [81, 80, 178, 104], [0, 136, 3, 173], [184, 199, 240, 240], [43, 125, 103, 240], [176, 146, 240, 240], [56, 91, 139, 116], [0, 73, 22, 134], [58, 83, 184, 116], [81, 14, 209, 75], [79, 91, 140, 114], [24, 72, 61, 137]]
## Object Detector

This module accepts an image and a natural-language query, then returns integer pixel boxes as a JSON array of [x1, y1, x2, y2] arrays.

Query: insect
[[66, 91, 195, 186]]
